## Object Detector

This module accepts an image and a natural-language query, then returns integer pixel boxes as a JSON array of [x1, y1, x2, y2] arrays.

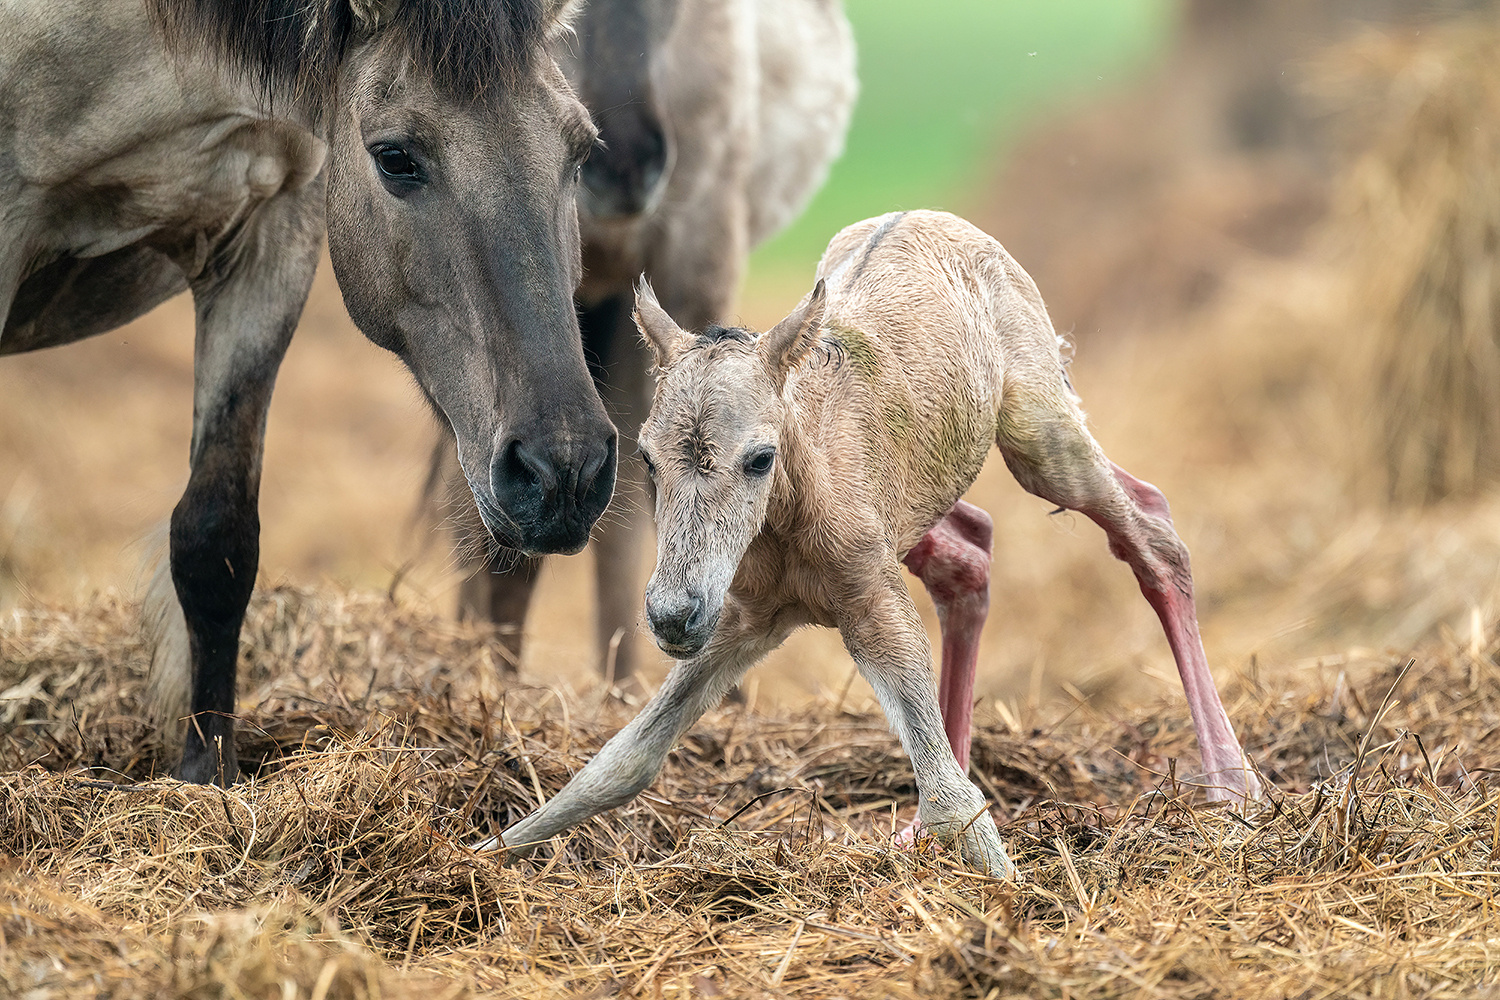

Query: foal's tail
[[141, 527, 190, 744]]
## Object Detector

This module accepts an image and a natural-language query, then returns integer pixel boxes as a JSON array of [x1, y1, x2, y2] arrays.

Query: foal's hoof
[[1201, 758, 1266, 807], [905, 810, 1016, 879]]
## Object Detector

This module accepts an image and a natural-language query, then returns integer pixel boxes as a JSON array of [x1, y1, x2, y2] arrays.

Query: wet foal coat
[[485, 210, 1260, 876]]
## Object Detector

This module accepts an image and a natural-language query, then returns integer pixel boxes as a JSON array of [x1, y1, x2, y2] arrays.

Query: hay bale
[[1324, 16, 1500, 504]]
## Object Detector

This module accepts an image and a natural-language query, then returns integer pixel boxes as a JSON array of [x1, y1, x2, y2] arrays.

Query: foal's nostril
[[683, 593, 706, 633]]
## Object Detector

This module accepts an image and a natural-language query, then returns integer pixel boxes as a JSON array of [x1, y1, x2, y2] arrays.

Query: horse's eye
[[743, 448, 775, 477], [372, 145, 422, 184], [640, 452, 657, 479]]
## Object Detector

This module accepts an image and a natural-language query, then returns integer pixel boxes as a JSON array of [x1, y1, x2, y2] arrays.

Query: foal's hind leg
[[157, 183, 324, 785], [902, 500, 993, 773], [996, 390, 1262, 804]]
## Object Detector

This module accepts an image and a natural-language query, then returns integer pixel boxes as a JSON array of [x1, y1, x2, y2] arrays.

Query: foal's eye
[[371, 144, 424, 191], [640, 452, 657, 479], [743, 448, 775, 477]]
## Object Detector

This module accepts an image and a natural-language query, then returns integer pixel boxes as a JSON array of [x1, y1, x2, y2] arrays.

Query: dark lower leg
[[459, 550, 542, 673], [902, 500, 993, 773], [172, 459, 259, 786]]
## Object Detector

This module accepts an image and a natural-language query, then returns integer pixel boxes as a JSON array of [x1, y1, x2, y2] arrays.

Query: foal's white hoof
[[908, 809, 1016, 879], [957, 814, 1016, 880], [470, 835, 502, 853]]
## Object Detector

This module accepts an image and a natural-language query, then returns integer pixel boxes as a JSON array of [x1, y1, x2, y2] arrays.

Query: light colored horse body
[[488, 209, 1262, 877], [445, 0, 856, 682], [2, 0, 614, 783]]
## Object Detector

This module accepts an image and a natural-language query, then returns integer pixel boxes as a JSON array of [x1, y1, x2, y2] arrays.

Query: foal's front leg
[[902, 500, 993, 772], [482, 614, 782, 858], [155, 185, 324, 785], [841, 575, 1014, 879]]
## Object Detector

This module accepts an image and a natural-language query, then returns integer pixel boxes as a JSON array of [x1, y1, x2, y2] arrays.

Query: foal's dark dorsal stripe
[[147, 0, 550, 101], [846, 211, 908, 285]]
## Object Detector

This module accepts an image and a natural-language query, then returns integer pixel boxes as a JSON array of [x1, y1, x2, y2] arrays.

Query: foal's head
[[633, 280, 826, 658]]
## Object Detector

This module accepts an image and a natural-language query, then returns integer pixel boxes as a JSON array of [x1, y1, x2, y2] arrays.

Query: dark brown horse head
[[564, 0, 682, 220], [326, 18, 616, 555], [155, 0, 617, 555]]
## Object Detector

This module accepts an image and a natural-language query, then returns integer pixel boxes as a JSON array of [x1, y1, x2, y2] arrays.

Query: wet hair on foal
[[482, 209, 1263, 877]]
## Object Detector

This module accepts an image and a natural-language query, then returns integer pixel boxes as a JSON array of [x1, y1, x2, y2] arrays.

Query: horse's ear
[[634, 279, 690, 368], [348, 0, 400, 33], [760, 280, 827, 384]]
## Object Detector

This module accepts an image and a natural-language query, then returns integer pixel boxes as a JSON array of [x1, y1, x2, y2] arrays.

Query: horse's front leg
[[840, 574, 1015, 879], [479, 611, 780, 858], [152, 184, 324, 785]]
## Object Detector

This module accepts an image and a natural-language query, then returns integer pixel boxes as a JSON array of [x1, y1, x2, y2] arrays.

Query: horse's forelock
[[148, 0, 554, 106]]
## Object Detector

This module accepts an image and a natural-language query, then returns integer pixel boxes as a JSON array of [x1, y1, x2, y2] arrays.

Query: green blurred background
[[748, 0, 1174, 287]]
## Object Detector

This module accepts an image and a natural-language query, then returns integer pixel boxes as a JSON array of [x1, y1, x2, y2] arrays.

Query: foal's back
[[803, 210, 1072, 542]]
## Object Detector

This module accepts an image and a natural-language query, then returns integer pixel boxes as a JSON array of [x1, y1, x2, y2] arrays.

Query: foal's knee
[[904, 502, 993, 602]]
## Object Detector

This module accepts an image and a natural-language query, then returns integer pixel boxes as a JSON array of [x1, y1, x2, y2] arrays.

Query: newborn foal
[[488, 210, 1261, 877]]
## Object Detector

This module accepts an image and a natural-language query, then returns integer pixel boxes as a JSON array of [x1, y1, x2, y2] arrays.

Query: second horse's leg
[[581, 294, 652, 685]]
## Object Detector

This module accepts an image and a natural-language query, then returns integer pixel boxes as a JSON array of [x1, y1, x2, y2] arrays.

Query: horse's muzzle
[[486, 427, 617, 555]]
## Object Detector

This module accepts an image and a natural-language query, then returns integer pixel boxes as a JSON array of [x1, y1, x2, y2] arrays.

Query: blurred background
[[5, 0, 1500, 720]]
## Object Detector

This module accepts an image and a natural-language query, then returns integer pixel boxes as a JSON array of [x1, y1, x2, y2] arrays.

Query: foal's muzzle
[[646, 586, 714, 659]]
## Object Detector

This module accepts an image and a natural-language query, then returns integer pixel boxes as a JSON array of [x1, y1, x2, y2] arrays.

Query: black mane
[[149, 0, 552, 104]]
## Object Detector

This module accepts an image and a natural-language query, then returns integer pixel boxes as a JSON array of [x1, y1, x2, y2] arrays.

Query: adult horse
[[0, 0, 615, 784], [433, 0, 857, 683]]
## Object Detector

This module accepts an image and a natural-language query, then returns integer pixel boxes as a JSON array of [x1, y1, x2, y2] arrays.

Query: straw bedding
[[3, 583, 1499, 998]]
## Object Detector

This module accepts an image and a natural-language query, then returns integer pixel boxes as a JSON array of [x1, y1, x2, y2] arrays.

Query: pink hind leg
[[995, 373, 1260, 803], [901, 500, 993, 773], [1101, 463, 1263, 802]]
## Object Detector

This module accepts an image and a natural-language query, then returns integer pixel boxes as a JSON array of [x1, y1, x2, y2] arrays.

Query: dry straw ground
[[4, 585, 1500, 999], [7, 11, 1500, 1000]]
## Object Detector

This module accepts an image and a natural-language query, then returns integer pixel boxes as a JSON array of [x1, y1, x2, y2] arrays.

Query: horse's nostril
[[509, 440, 559, 494], [577, 433, 617, 514]]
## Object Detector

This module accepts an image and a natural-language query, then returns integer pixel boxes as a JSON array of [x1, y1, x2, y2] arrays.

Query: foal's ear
[[760, 280, 827, 384], [633, 279, 690, 369]]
